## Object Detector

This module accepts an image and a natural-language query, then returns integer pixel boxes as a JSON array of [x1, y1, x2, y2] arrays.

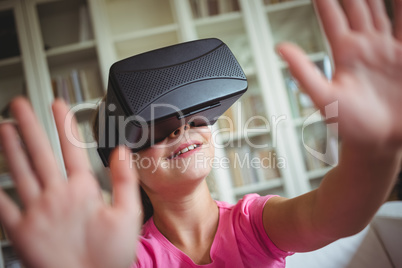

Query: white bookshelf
[[232, 178, 283, 196], [307, 166, 332, 181]]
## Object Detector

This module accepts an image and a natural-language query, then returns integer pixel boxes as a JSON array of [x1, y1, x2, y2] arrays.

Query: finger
[[0, 124, 40, 204], [342, 0, 374, 32], [313, 0, 349, 45], [52, 99, 91, 176], [366, 0, 392, 33], [109, 146, 141, 213], [395, 0, 402, 41], [10, 98, 61, 187], [277, 43, 333, 109], [0, 189, 21, 232]]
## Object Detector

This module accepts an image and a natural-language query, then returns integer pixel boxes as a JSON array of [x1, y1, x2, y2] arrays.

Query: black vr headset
[[97, 38, 248, 166]]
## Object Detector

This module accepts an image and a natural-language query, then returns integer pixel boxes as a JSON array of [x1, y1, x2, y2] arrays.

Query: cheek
[[135, 149, 165, 177]]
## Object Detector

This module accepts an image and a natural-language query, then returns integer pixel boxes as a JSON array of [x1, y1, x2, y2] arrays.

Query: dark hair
[[92, 97, 153, 224]]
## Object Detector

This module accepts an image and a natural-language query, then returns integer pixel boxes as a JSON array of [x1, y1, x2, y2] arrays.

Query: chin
[[171, 155, 212, 181], [183, 166, 211, 181]]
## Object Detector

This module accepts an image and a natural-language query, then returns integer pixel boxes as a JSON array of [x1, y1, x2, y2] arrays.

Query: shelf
[[0, 174, 13, 190], [218, 126, 270, 144], [70, 97, 102, 119], [113, 24, 178, 44], [293, 114, 324, 127], [0, 240, 11, 248], [194, 11, 242, 27], [0, 56, 21, 68], [307, 166, 333, 180], [105, 0, 175, 36], [46, 41, 97, 68], [196, 12, 244, 38], [233, 178, 283, 196], [0, 56, 23, 79], [114, 30, 179, 60], [46, 40, 95, 57], [37, 0, 94, 50], [265, 0, 311, 13], [267, 3, 325, 54]]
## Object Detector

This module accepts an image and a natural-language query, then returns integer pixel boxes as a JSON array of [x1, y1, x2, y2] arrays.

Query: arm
[[0, 98, 142, 268], [263, 0, 402, 252], [264, 145, 401, 252]]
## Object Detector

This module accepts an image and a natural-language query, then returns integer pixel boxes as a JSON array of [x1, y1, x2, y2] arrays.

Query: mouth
[[167, 141, 203, 160]]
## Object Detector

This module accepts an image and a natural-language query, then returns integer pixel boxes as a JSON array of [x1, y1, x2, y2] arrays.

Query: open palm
[[279, 0, 402, 149], [0, 98, 142, 268]]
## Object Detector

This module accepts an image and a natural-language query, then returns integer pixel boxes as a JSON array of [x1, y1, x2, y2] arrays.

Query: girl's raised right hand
[[0, 98, 142, 268]]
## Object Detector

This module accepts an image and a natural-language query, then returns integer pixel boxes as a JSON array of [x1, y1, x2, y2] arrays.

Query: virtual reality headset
[[97, 38, 248, 167]]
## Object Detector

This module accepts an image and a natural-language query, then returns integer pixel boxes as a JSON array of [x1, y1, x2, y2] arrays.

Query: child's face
[[134, 125, 215, 195]]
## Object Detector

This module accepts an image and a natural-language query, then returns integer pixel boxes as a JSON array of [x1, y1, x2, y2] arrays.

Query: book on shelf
[[297, 88, 316, 117], [218, 106, 236, 133], [218, 99, 245, 133], [0, 142, 9, 175], [79, 69, 103, 101], [303, 136, 328, 171], [4, 188, 22, 209], [284, 76, 300, 118], [52, 69, 103, 105], [227, 146, 260, 187], [207, 0, 219, 16], [252, 149, 281, 182], [284, 73, 316, 118], [0, 224, 5, 241], [218, 0, 239, 13], [218, 95, 266, 135], [3, 246, 25, 268], [0, 153, 9, 175], [78, 3, 94, 42], [77, 120, 111, 190], [243, 94, 267, 128], [54, 75, 76, 104], [190, 0, 240, 18], [227, 149, 243, 187], [70, 69, 84, 103], [0, 224, 10, 242]]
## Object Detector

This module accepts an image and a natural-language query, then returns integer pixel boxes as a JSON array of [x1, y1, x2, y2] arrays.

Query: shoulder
[[216, 193, 277, 216], [132, 219, 165, 267], [214, 194, 292, 263]]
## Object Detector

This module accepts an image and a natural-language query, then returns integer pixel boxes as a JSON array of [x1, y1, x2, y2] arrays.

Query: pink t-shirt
[[133, 194, 293, 267]]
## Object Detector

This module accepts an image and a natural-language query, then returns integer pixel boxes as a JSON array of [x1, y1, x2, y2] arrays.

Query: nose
[[169, 123, 190, 139]]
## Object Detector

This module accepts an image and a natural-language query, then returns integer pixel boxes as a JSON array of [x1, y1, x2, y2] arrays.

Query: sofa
[[286, 201, 402, 268]]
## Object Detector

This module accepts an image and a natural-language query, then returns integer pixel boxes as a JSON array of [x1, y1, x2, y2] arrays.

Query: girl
[[0, 0, 401, 267]]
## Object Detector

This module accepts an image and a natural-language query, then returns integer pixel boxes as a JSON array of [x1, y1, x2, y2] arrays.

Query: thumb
[[277, 42, 333, 110], [109, 146, 141, 214]]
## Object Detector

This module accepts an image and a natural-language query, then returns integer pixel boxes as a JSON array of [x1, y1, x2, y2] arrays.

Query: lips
[[167, 141, 203, 159]]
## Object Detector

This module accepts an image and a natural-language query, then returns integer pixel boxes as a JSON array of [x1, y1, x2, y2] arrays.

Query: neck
[[150, 180, 219, 249]]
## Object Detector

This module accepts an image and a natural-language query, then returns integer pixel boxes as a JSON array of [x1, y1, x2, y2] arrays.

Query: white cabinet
[[0, 0, 106, 266]]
